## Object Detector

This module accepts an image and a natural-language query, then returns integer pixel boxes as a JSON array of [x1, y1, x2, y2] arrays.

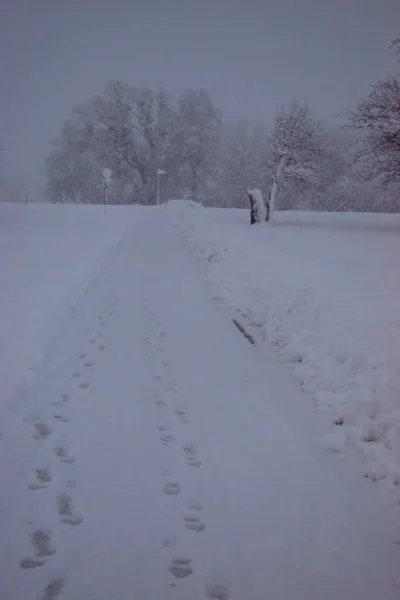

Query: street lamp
[[157, 169, 166, 206], [102, 168, 112, 209]]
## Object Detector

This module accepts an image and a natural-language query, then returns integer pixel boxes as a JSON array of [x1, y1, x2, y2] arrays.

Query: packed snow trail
[[2, 208, 399, 599]]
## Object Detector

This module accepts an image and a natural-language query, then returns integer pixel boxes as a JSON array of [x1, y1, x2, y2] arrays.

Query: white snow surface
[[0, 203, 136, 422], [178, 203, 400, 497], [1, 202, 400, 598]]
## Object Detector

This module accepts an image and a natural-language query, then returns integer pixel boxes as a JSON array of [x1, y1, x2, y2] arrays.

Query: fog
[[1, 0, 398, 196]]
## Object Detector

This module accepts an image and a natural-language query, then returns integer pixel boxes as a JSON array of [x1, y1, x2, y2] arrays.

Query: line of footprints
[[148, 321, 230, 599], [19, 294, 119, 599]]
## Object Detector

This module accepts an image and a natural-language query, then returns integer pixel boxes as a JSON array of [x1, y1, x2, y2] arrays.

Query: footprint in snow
[[79, 381, 91, 389], [184, 515, 206, 532], [31, 529, 56, 557], [28, 468, 52, 490], [55, 393, 70, 406], [78, 352, 87, 360], [33, 422, 53, 440], [54, 444, 75, 464], [205, 583, 231, 599], [182, 443, 196, 456], [185, 457, 202, 467], [53, 414, 69, 423], [168, 557, 193, 579], [57, 492, 83, 526], [20, 557, 45, 569], [72, 371, 81, 379], [160, 434, 175, 446], [41, 577, 65, 599], [183, 443, 202, 467], [83, 360, 96, 369], [162, 482, 181, 495], [174, 408, 189, 423], [98, 344, 106, 352], [89, 338, 97, 345]]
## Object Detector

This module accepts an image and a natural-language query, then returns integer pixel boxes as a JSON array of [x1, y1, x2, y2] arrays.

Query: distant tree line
[[45, 38, 400, 213]]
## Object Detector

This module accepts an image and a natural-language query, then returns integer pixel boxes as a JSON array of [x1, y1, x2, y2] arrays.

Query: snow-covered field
[[0, 202, 137, 420], [1, 201, 400, 598], [177, 202, 400, 497]]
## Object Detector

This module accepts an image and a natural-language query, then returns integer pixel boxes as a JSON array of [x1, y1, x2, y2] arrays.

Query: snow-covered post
[[102, 168, 112, 210], [247, 188, 268, 225], [62, 191, 66, 205], [157, 169, 166, 206]]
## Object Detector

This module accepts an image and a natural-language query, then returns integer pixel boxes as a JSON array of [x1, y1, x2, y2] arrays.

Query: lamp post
[[102, 168, 112, 210], [157, 169, 166, 206]]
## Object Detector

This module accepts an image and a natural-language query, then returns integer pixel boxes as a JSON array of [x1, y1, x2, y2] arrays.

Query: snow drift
[[176, 204, 400, 500]]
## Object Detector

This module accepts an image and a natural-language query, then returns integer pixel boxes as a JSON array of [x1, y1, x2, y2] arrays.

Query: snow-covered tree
[[45, 114, 102, 203], [171, 89, 222, 204], [347, 41, 400, 188], [266, 101, 331, 221], [218, 120, 270, 208], [45, 81, 179, 204]]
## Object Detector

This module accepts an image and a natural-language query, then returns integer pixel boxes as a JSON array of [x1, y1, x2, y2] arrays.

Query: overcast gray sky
[[1, 0, 399, 192]]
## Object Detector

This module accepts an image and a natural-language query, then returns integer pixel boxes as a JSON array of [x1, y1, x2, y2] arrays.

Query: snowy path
[[1, 208, 399, 599]]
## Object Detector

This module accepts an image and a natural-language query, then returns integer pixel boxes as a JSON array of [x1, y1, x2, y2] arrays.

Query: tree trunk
[[269, 180, 278, 223]]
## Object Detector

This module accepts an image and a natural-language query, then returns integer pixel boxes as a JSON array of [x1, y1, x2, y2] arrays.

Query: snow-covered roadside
[[0, 203, 137, 419], [175, 202, 400, 499]]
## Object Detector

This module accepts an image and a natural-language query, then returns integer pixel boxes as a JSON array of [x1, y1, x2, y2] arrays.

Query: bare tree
[[267, 101, 330, 221], [347, 77, 400, 187]]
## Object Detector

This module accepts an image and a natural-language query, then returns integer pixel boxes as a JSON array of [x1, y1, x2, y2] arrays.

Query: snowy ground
[[1, 203, 400, 598], [177, 202, 400, 498], [0, 202, 137, 424]]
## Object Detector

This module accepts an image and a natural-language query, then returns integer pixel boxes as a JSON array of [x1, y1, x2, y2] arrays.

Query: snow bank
[[176, 205, 400, 499], [0, 203, 137, 418]]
